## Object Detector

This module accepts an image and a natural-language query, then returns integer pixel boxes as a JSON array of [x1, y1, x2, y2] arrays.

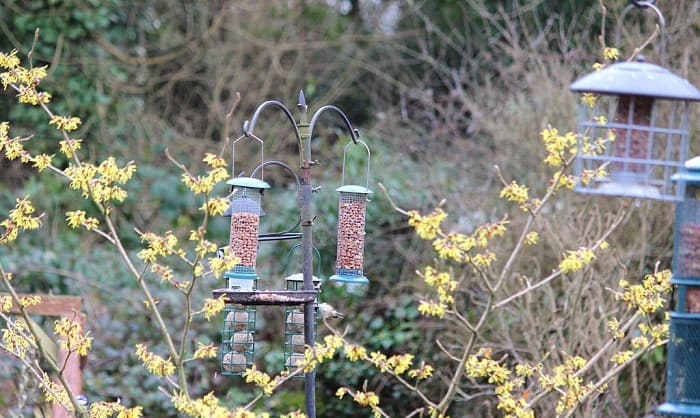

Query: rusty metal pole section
[[212, 90, 370, 418]]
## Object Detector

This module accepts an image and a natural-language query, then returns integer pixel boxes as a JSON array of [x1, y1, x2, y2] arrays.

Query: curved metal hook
[[284, 243, 322, 278], [244, 100, 304, 161], [308, 105, 360, 144], [250, 160, 302, 236], [616, 0, 666, 65], [341, 139, 371, 191]]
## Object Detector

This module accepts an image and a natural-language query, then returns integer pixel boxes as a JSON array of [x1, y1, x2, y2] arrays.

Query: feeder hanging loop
[[630, 0, 656, 8]]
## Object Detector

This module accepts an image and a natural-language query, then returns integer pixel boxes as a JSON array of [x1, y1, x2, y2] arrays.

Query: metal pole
[[298, 91, 317, 418]]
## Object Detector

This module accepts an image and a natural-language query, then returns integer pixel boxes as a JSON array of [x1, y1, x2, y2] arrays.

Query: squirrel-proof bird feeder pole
[[658, 157, 700, 417], [212, 90, 369, 418]]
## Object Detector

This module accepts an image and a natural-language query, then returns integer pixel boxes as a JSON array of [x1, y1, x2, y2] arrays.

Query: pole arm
[[244, 100, 304, 163], [308, 105, 360, 144]]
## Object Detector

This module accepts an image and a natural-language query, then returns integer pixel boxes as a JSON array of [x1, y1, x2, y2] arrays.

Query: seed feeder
[[658, 157, 700, 416], [570, 2, 700, 201], [329, 140, 372, 288], [219, 136, 268, 375], [283, 244, 322, 376]]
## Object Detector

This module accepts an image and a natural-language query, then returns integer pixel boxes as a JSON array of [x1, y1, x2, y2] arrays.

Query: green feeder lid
[[337, 185, 373, 194], [226, 177, 271, 189], [672, 156, 700, 184]]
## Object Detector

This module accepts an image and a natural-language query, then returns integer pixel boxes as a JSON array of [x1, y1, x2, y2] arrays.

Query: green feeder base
[[329, 273, 369, 285], [224, 271, 258, 280], [658, 402, 700, 416]]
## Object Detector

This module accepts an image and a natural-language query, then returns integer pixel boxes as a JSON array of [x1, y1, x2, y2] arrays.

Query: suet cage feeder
[[570, 57, 700, 201], [659, 157, 700, 416], [330, 140, 372, 286], [220, 302, 257, 376], [283, 245, 322, 376]]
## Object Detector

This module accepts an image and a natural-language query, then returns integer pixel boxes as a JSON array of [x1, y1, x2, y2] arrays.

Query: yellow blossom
[[344, 344, 368, 361], [500, 181, 529, 204], [203, 153, 227, 168], [0, 50, 20, 69], [559, 247, 596, 273], [135, 344, 175, 377], [524, 232, 538, 245], [59, 138, 82, 158], [611, 351, 634, 365], [32, 153, 53, 171], [193, 342, 218, 359], [54, 317, 92, 356], [604, 47, 620, 61], [199, 296, 226, 321], [49, 115, 82, 132]]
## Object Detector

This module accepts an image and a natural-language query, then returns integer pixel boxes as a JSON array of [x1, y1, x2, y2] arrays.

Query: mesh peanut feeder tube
[[659, 157, 700, 416], [330, 139, 372, 287]]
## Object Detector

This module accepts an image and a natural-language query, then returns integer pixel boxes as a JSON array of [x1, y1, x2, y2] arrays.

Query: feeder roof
[[226, 177, 271, 189], [284, 273, 322, 283], [570, 60, 700, 101], [672, 156, 700, 184], [337, 185, 373, 194]]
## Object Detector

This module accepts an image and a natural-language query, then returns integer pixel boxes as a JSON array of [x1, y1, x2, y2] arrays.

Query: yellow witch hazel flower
[[500, 181, 529, 204], [49, 115, 81, 132], [559, 247, 596, 273], [135, 344, 175, 377], [408, 208, 447, 240]]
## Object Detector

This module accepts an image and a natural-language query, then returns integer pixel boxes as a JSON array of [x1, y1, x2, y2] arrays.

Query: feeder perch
[[330, 140, 372, 286], [570, 57, 700, 201], [659, 157, 700, 416]]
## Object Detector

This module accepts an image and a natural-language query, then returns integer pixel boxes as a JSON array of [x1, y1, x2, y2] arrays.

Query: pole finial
[[298, 90, 307, 107]]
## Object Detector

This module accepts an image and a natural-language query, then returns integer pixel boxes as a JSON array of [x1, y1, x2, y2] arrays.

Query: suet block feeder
[[283, 245, 321, 376], [220, 303, 257, 375], [659, 157, 700, 416], [570, 58, 700, 201], [330, 140, 372, 286]]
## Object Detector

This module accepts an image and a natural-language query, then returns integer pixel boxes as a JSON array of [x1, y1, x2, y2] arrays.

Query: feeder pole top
[[570, 57, 700, 101]]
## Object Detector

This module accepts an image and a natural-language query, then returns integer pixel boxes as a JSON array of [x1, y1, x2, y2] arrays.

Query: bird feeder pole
[[213, 91, 369, 418]]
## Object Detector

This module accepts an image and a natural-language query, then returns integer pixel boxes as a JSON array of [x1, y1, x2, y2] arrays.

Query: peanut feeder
[[219, 177, 268, 376], [330, 140, 372, 287], [659, 157, 700, 416]]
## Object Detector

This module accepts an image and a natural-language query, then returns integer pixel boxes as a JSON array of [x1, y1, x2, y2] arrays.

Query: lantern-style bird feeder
[[570, 57, 700, 201], [658, 157, 700, 416], [330, 140, 372, 286]]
